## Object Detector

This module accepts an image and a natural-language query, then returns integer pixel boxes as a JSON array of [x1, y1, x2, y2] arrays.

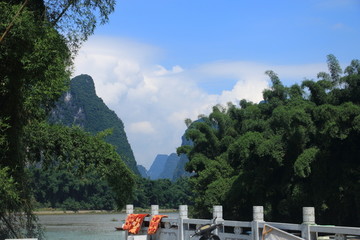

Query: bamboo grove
[[178, 55, 360, 226]]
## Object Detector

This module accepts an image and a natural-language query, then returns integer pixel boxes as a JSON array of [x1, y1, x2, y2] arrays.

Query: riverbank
[[35, 208, 178, 215]]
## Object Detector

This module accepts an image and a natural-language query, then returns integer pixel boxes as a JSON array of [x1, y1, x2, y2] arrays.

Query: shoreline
[[35, 208, 178, 215], [34, 210, 119, 215]]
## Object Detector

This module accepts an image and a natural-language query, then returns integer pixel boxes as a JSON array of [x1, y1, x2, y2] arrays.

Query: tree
[[0, 0, 123, 238], [1, 3, 72, 237]]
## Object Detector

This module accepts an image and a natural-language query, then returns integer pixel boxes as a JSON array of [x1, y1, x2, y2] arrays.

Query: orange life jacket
[[122, 213, 150, 234], [147, 215, 168, 235]]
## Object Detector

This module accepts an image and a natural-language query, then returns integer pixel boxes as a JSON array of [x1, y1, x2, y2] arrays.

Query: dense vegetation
[[30, 166, 117, 211], [29, 169, 193, 211], [0, 0, 136, 239], [178, 55, 360, 226], [132, 177, 193, 209]]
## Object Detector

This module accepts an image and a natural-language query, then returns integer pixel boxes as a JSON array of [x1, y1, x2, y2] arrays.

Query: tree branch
[[0, 0, 30, 44], [51, 0, 74, 27]]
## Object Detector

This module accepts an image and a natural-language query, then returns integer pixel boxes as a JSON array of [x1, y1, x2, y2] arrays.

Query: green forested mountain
[[28, 74, 138, 211], [178, 55, 360, 226], [49, 74, 139, 175]]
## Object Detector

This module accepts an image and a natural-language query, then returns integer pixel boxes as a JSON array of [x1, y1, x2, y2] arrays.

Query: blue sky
[[74, 0, 360, 169]]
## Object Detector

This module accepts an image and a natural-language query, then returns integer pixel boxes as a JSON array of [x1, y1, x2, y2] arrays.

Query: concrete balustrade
[[120, 204, 360, 240], [8, 205, 359, 240]]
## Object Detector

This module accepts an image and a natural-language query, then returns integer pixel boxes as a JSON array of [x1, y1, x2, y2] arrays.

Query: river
[[38, 213, 128, 240], [38, 212, 178, 240]]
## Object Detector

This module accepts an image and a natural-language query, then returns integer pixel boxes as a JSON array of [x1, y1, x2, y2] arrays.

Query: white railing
[[121, 205, 360, 240]]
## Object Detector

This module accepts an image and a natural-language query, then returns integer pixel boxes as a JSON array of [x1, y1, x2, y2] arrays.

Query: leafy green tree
[[24, 122, 135, 208]]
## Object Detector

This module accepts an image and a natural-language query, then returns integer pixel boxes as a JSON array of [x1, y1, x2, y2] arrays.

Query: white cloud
[[154, 65, 184, 76], [129, 121, 155, 134], [74, 36, 325, 169]]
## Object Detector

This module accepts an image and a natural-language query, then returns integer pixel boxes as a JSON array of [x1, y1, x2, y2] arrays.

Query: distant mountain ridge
[[144, 132, 194, 181], [137, 165, 148, 178], [49, 74, 139, 175]]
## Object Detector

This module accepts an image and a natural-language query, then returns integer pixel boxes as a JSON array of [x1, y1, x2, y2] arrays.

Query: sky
[[74, 0, 360, 169]]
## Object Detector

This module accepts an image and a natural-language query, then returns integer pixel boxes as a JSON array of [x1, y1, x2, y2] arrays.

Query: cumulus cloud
[[74, 36, 325, 169]]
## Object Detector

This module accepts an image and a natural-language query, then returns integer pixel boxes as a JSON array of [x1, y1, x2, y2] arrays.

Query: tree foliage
[[179, 55, 360, 226]]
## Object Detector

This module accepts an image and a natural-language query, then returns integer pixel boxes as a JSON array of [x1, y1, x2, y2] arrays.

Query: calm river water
[[38, 212, 178, 240], [38, 213, 128, 240]]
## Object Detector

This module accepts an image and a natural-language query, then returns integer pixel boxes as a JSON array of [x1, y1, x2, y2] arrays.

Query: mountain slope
[[49, 74, 139, 174], [147, 154, 168, 180], [158, 153, 180, 180]]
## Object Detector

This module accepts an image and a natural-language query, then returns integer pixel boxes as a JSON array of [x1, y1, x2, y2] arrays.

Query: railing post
[[213, 205, 223, 220], [151, 205, 159, 215], [252, 206, 264, 240], [179, 205, 188, 240], [301, 207, 316, 240], [124, 204, 133, 239], [179, 205, 188, 219], [213, 205, 224, 236], [126, 204, 134, 214]]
